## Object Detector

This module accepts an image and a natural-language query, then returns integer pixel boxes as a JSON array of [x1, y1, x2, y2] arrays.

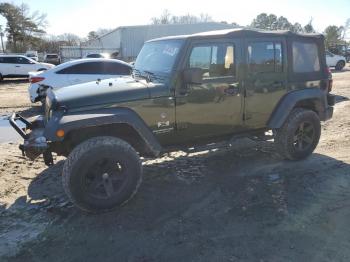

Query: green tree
[[251, 13, 277, 30], [304, 20, 315, 33], [324, 25, 344, 48], [87, 31, 98, 41], [0, 2, 47, 52]]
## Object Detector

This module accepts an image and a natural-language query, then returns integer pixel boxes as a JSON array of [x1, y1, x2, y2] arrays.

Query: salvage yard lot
[[0, 66, 350, 261]]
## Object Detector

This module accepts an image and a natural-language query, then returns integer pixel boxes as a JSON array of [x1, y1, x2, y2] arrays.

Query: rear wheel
[[62, 136, 143, 213], [274, 108, 321, 160], [335, 60, 345, 71]]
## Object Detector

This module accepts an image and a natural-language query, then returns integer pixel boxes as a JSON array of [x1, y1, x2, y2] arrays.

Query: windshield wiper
[[133, 69, 152, 83], [133, 69, 166, 83]]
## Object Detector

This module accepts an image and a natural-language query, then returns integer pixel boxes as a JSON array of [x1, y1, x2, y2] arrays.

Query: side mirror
[[183, 68, 203, 84]]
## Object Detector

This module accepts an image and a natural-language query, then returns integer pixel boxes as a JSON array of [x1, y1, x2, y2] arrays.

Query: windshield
[[134, 39, 183, 75]]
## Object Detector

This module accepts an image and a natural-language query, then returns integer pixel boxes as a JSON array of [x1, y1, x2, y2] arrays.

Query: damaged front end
[[9, 113, 53, 166]]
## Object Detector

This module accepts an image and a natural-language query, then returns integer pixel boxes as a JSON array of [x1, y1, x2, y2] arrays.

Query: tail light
[[30, 77, 45, 83], [328, 79, 333, 92], [325, 66, 332, 93]]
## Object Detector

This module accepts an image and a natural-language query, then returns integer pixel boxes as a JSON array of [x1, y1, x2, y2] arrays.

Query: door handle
[[15, 66, 20, 67], [224, 84, 240, 95]]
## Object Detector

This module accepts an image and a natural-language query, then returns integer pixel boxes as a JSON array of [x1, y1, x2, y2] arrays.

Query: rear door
[[243, 38, 288, 129], [175, 38, 244, 142], [0, 56, 19, 75]]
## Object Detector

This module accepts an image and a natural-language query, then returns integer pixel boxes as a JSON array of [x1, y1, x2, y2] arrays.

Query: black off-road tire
[[62, 136, 143, 213], [274, 108, 321, 160], [335, 61, 345, 71]]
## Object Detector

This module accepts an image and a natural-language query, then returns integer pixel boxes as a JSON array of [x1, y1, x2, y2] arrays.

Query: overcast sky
[[1, 0, 349, 38]]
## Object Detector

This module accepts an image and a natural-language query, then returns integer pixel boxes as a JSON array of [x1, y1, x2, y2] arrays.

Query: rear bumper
[[9, 113, 53, 165]]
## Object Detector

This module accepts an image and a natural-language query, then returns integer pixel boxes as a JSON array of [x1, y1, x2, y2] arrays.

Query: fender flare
[[267, 88, 328, 128], [44, 108, 162, 157]]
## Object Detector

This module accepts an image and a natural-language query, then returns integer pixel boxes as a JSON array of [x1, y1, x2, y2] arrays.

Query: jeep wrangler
[[10, 29, 334, 213]]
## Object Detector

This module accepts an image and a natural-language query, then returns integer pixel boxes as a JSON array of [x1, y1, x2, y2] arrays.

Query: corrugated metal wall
[[119, 23, 235, 61], [82, 23, 235, 61], [60, 46, 119, 62]]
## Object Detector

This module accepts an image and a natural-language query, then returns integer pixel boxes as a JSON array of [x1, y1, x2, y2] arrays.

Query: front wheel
[[62, 136, 143, 213], [274, 108, 321, 160]]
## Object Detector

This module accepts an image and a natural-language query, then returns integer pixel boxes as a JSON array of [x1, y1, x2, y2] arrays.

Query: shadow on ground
[[3, 140, 350, 262], [0, 79, 29, 85]]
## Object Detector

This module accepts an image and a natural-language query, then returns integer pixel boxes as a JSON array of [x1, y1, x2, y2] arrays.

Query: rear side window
[[248, 42, 283, 73], [0, 57, 19, 63], [57, 62, 131, 75], [103, 62, 131, 75], [292, 42, 320, 73]]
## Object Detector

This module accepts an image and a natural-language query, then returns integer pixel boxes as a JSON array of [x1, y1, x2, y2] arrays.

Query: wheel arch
[[46, 108, 162, 157], [267, 88, 327, 129]]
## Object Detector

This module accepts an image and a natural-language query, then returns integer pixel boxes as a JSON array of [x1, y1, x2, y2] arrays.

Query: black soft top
[[148, 28, 324, 42]]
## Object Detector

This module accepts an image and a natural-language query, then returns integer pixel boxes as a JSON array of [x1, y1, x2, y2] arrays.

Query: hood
[[53, 76, 154, 109]]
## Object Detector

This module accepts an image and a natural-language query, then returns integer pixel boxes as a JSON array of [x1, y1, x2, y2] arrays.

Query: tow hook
[[19, 144, 25, 156], [43, 151, 54, 166]]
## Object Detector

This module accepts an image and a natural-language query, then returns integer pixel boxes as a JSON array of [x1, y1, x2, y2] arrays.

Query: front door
[[175, 39, 243, 142]]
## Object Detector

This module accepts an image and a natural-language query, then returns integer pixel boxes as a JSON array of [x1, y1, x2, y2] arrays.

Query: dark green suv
[[10, 29, 334, 212]]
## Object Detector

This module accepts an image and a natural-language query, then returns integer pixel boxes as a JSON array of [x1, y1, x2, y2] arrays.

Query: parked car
[[326, 51, 346, 71], [0, 55, 54, 81], [84, 53, 110, 59], [10, 29, 334, 213], [44, 54, 61, 65], [25, 50, 39, 61], [28, 58, 132, 102]]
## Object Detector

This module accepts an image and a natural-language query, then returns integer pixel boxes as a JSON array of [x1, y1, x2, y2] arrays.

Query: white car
[[326, 51, 346, 71], [0, 55, 54, 80], [28, 58, 132, 103]]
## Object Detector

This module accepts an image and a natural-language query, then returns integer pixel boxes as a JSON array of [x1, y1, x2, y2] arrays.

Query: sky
[[0, 0, 349, 38]]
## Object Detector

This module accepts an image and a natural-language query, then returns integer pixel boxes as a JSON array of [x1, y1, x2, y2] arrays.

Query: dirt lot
[[0, 68, 350, 262]]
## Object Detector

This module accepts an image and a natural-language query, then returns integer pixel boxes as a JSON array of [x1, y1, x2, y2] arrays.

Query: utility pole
[[0, 25, 4, 53]]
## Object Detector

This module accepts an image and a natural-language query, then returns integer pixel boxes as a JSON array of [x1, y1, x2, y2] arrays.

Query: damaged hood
[[52, 76, 158, 109]]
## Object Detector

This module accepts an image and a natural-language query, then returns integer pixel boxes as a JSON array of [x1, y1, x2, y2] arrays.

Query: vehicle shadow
[[5, 140, 350, 261], [0, 78, 29, 84], [334, 94, 349, 104]]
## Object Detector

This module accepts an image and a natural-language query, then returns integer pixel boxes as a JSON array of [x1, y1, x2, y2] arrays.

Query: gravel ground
[[0, 67, 350, 262]]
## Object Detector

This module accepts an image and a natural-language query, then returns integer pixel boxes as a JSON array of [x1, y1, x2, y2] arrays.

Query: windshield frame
[[134, 39, 185, 77]]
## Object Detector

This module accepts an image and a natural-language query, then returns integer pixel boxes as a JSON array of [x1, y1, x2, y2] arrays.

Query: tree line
[[0, 3, 348, 53]]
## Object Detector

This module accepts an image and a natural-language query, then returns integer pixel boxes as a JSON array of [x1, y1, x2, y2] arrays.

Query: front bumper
[[9, 113, 53, 165]]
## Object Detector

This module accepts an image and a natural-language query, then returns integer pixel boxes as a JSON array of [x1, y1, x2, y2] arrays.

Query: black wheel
[[335, 61, 345, 71], [62, 136, 142, 213], [274, 108, 321, 160]]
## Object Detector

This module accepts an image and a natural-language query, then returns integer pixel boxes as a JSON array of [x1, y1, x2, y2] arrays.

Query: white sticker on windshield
[[163, 45, 179, 56]]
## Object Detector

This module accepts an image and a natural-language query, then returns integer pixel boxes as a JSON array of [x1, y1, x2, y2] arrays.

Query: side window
[[0, 57, 18, 63], [102, 62, 132, 75], [16, 57, 31, 64], [189, 43, 235, 79], [248, 42, 283, 73], [57, 62, 105, 74], [292, 42, 320, 73]]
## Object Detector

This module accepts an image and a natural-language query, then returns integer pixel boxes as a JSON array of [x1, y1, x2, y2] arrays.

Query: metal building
[[60, 23, 235, 62]]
